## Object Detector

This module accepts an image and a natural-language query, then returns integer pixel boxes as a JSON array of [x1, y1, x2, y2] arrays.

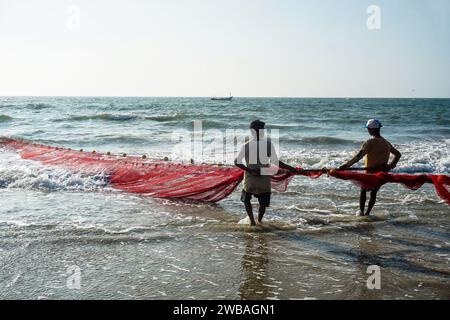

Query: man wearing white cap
[[338, 119, 402, 216]]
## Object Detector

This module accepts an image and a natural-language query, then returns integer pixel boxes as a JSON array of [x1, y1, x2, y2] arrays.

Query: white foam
[[238, 216, 251, 225], [0, 149, 108, 192], [165, 137, 450, 175], [279, 139, 449, 174]]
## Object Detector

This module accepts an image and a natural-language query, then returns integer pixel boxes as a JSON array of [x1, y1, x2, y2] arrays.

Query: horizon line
[[1, 95, 449, 99]]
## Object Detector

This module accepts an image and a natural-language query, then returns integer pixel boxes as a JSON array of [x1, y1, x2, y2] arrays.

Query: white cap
[[365, 119, 383, 129]]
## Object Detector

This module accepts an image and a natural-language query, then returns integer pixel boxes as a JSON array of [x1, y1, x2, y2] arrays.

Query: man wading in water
[[338, 119, 402, 216], [234, 120, 298, 226]]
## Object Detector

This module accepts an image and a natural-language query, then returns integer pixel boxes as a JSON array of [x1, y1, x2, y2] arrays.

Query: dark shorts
[[241, 190, 271, 207], [361, 187, 380, 192]]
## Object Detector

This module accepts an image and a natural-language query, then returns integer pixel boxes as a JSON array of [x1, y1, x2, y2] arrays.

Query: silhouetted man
[[339, 119, 401, 216], [234, 120, 298, 225]]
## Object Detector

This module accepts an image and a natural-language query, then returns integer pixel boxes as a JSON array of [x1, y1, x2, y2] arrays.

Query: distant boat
[[211, 93, 233, 101], [211, 96, 233, 101]]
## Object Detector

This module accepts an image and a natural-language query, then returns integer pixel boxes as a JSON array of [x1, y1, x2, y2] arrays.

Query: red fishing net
[[1, 138, 449, 205], [0, 138, 243, 202]]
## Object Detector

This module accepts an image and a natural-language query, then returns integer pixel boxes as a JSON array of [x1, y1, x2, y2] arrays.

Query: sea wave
[[26, 103, 51, 109], [0, 115, 13, 122], [199, 119, 230, 129], [434, 119, 450, 126], [279, 139, 449, 173], [93, 135, 152, 145], [409, 128, 450, 136], [269, 124, 320, 131], [54, 112, 186, 123], [297, 136, 359, 146], [0, 151, 108, 192], [143, 113, 186, 122], [70, 113, 138, 121]]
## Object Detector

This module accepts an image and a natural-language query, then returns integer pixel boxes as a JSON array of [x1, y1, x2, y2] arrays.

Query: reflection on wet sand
[[354, 223, 383, 299], [239, 233, 272, 300]]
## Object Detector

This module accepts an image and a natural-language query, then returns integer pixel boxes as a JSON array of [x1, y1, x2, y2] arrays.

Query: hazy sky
[[0, 0, 449, 97]]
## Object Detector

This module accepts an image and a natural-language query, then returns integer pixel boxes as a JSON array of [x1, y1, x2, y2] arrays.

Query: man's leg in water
[[365, 188, 379, 215], [359, 189, 367, 216], [244, 198, 256, 225], [258, 205, 267, 223]]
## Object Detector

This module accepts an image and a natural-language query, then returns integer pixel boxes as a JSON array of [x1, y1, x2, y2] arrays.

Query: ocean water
[[0, 96, 449, 300]]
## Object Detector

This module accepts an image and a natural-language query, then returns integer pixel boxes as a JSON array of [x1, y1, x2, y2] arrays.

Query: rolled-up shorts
[[241, 190, 271, 207]]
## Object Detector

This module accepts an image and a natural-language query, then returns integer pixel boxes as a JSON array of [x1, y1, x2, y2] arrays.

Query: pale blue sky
[[0, 0, 449, 97]]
